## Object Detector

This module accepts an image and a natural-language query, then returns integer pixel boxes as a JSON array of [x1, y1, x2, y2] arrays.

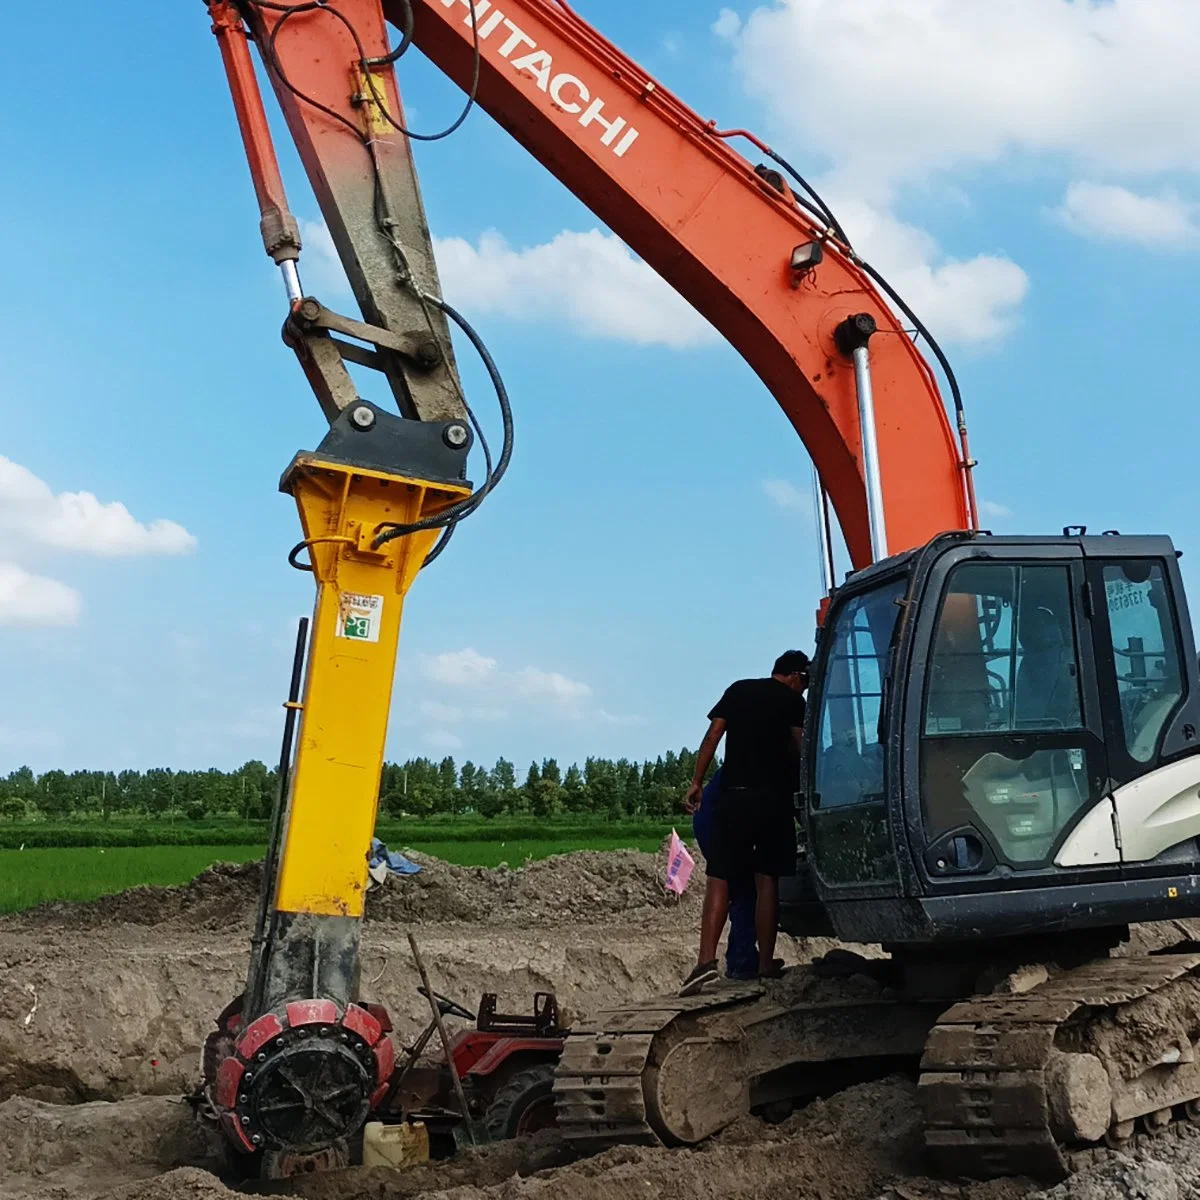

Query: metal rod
[[246, 616, 309, 1017], [408, 932, 479, 1146], [957, 419, 980, 530], [811, 465, 834, 597], [851, 344, 889, 561], [280, 260, 303, 303]]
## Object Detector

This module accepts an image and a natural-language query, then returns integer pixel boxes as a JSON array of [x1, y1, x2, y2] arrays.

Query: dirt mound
[[366, 848, 702, 925], [86, 1079, 933, 1200], [1125, 921, 1200, 957], [6, 848, 700, 934], [12, 861, 264, 932], [1030, 1126, 1200, 1200], [0, 1095, 216, 1200], [102, 1168, 236, 1200]]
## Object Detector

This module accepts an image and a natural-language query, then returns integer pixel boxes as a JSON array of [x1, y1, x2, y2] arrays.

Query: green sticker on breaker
[[337, 593, 383, 643]]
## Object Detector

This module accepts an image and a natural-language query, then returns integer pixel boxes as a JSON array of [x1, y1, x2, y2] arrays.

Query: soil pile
[[16, 862, 264, 932], [0, 1095, 215, 1200], [1037, 1129, 1200, 1200], [8, 847, 701, 934], [79, 1079, 1039, 1200], [367, 849, 703, 926]]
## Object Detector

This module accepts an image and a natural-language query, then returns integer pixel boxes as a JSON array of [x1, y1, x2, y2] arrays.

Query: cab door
[[805, 573, 906, 894], [912, 546, 1117, 880], [1082, 548, 1200, 869]]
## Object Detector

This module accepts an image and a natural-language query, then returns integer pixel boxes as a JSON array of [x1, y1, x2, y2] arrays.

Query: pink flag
[[664, 829, 695, 896]]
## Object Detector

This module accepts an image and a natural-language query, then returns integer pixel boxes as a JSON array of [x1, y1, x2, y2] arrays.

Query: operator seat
[[1014, 605, 1077, 728]]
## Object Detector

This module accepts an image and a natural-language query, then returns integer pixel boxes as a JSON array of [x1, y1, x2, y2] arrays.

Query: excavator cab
[[786, 531, 1200, 946]]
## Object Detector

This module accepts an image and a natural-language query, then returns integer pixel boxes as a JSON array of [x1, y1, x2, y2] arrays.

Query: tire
[[483, 1063, 559, 1142]]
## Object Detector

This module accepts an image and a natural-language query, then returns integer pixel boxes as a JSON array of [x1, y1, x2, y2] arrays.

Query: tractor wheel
[[483, 1064, 559, 1142]]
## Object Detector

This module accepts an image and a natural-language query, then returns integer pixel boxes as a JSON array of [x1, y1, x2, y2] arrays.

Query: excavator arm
[[403, 0, 975, 566], [198, 0, 978, 1174], [213, 0, 975, 569]]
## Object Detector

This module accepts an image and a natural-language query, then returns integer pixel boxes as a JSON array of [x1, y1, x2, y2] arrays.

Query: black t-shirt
[[708, 677, 806, 794]]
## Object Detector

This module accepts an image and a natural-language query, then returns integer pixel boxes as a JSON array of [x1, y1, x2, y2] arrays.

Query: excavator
[[192, 0, 1200, 1183]]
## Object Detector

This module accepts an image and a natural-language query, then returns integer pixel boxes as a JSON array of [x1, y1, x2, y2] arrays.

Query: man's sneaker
[[679, 960, 719, 997], [758, 958, 786, 980]]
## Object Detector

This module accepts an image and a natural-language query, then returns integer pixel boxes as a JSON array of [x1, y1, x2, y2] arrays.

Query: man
[[680, 650, 809, 995], [690, 766, 758, 979]]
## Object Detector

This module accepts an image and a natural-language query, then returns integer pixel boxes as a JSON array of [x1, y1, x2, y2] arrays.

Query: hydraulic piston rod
[[836, 314, 888, 562]]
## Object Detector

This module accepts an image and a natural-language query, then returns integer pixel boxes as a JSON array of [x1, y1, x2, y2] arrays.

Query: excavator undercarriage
[[554, 936, 1200, 1182]]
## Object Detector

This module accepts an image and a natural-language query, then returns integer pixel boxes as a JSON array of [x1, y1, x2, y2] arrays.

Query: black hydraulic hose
[[363, 0, 413, 65], [247, 616, 309, 1017], [373, 296, 514, 547], [857, 258, 966, 420], [762, 148, 848, 245]]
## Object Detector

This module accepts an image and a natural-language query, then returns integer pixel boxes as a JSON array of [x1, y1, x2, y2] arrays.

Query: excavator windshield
[[921, 561, 1101, 865], [812, 576, 906, 811]]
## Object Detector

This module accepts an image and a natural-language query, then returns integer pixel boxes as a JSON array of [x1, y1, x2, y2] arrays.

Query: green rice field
[[0, 826, 673, 913]]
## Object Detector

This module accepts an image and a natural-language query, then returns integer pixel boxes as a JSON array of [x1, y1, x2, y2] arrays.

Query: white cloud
[[661, 33, 681, 55], [729, 0, 1200, 190], [0, 457, 196, 557], [425, 729, 464, 752], [513, 667, 593, 703], [420, 647, 498, 688], [813, 191, 1029, 344], [418, 649, 601, 721], [978, 499, 1013, 520], [598, 709, 648, 727], [418, 699, 508, 724], [432, 230, 718, 350], [0, 563, 81, 626], [713, 0, 1200, 343], [1054, 182, 1200, 250], [712, 8, 742, 39], [761, 478, 811, 512]]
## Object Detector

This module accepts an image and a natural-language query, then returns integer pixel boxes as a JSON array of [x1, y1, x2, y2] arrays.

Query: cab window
[[924, 563, 1082, 735], [921, 562, 1101, 865], [1101, 561, 1185, 764], [813, 578, 905, 809]]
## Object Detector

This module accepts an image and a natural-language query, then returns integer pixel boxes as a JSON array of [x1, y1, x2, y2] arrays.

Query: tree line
[[0, 749, 707, 822]]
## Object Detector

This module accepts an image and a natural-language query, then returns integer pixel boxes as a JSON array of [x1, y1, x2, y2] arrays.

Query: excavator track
[[556, 951, 1200, 1182], [920, 952, 1200, 1180], [553, 981, 766, 1147]]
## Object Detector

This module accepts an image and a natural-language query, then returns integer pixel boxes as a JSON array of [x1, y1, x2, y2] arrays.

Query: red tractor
[[382, 989, 566, 1153]]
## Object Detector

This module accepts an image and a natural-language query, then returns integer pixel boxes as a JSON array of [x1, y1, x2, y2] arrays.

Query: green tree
[[38, 770, 69, 819], [535, 758, 563, 817], [0, 795, 26, 821], [437, 757, 458, 814], [521, 761, 541, 813], [7, 766, 34, 800], [562, 764, 587, 813], [144, 768, 175, 816], [621, 761, 644, 816], [234, 760, 272, 819], [476, 768, 504, 819], [585, 758, 621, 818], [491, 758, 517, 815]]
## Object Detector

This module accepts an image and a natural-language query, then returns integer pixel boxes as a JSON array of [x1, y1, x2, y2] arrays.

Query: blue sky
[[1, 0, 1198, 774]]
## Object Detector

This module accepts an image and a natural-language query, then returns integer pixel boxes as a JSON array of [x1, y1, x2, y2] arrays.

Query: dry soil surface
[[4, 850, 1200, 1200]]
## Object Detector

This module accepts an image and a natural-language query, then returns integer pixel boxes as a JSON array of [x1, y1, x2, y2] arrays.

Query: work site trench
[[2, 850, 1197, 1200]]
